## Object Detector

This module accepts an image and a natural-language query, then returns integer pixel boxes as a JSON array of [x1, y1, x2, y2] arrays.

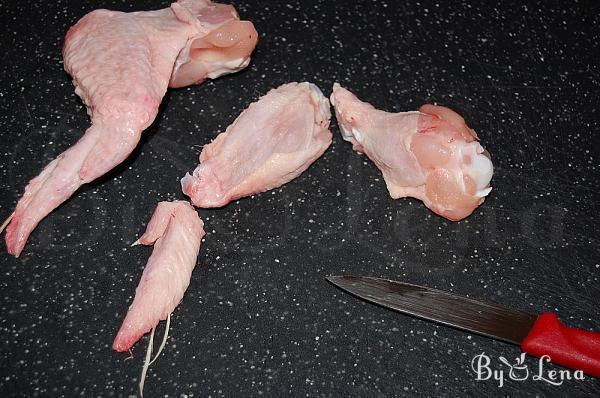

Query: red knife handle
[[521, 312, 600, 377]]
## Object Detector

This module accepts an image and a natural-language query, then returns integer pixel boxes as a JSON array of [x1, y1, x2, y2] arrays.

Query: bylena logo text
[[471, 352, 585, 387]]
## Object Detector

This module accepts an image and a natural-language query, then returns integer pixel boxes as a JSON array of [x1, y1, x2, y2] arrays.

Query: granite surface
[[1, 0, 599, 397]]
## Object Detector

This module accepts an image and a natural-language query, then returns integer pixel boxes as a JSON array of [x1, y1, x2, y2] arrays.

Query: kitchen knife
[[326, 275, 600, 377]]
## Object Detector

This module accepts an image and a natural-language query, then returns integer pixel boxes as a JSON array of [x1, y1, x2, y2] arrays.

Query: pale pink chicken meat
[[169, 2, 259, 87], [3, 0, 257, 256], [112, 200, 205, 352], [331, 84, 493, 221], [182, 82, 332, 207]]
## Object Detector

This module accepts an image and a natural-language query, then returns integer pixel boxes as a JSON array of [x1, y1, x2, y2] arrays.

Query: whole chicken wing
[[3, 0, 257, 256]]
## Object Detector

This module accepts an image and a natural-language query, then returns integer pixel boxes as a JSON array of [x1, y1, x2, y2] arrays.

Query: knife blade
[[327, 275, 600, 378]]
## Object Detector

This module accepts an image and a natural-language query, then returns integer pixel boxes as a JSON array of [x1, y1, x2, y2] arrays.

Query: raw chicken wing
[[112, 200, 205, 352], [331, 84, 493, 221], [182, 82, 332, 207], [3, 0, 257, 256]]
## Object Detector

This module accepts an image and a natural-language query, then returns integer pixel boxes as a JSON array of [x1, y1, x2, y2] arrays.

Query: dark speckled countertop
[[1, 0, 599, 397]]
